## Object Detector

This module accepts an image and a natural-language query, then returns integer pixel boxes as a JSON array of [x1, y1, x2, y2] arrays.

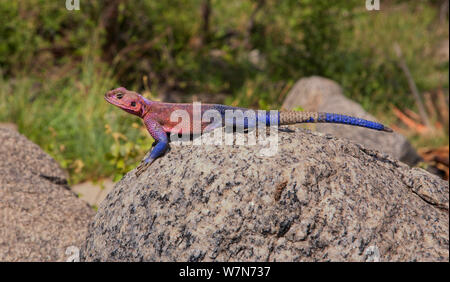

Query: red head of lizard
[[104, 87, 150, 117]]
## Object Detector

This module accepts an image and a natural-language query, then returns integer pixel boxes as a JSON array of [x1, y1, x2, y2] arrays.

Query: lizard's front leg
[[135, 117, 169, 177]]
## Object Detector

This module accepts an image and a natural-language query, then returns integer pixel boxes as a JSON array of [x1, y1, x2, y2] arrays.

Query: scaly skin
[[105, 87, 392, 176]]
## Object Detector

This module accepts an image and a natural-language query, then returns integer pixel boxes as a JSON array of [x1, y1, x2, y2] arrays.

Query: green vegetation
[[0, 0, 448, 183]]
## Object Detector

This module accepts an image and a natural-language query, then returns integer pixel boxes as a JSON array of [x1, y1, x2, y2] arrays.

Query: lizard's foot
[[135, 158, 155, 177], [278, 126, 295, 133]]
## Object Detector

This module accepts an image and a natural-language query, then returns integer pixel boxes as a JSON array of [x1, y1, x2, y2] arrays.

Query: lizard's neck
[[139, 95, 154, 119]]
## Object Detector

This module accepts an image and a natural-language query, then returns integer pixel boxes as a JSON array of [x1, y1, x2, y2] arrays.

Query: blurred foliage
[[104, 122, 153, 182], [0, 0, 448, 182]]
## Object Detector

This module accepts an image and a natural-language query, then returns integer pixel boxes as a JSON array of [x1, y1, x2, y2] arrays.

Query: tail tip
[[383, 126, 393, 133]]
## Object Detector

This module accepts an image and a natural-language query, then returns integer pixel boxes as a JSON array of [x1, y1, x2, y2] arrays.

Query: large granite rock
[[82, 127, 448, 261], [282, 76, 422, 166], [0, 127, 94, 261]]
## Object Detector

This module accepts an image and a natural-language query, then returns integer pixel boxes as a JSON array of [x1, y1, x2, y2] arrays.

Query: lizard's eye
[[130, 101, 136, 107], [116, 92, 124, 99]]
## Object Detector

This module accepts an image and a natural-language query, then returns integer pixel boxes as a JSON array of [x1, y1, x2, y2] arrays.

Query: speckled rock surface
[[282, 76, 422, 166], [82, 128, 448, 261], [0, 128, 94, 261]]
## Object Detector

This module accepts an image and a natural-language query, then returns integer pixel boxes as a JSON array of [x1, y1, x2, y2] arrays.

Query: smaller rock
[[0, 128, 95, 261]]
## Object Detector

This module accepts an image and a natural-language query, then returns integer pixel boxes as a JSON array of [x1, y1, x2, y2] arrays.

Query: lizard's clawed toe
[[135, 158, 155, 177]]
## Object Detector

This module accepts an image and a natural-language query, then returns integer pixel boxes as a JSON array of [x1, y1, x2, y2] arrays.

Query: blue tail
[[222, 108, 393, 132], [317, 112, 392, 132]]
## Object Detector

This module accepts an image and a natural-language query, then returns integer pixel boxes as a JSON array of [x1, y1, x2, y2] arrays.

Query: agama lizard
[[105, 87, 393, 176]]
